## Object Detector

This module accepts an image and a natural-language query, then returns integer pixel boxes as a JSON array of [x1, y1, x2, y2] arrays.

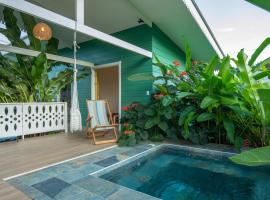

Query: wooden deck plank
[[0, 132, 115, 199]]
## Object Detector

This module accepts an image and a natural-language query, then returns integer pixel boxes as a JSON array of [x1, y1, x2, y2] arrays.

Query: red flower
[[173, 60, 182, 67], [179, 71, 187, 77], [121, 106, 130, 111]]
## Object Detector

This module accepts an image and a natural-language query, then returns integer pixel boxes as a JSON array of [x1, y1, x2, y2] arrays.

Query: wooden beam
[[0, 0, 152, 58], [0, 44, 94, 67]]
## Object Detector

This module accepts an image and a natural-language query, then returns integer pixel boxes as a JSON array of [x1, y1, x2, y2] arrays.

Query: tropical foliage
[[0, 8, 89, 102], [229, 146, 270, 166], [120, 39, 270, 150], [117, 103, 149, 146]]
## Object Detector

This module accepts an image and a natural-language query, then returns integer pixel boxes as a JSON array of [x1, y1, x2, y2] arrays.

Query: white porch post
[[76, 0, 84, 25]]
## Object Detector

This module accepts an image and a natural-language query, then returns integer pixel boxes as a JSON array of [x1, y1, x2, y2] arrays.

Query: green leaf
[[155, 84, 168, 94], [220, 96, 239, 106], [20, 12, 41, 51], [200, 96, 218, 109], [179, 106, 196, 126], [158, 121, 169, 131], [162, 95, 173, 107], [253, 71, 270, 80], [183, 111, 196, 140], [249, 37, 270, 66], [219, 56, 230, 76], [144, 108, 156, 116], [229, 146, 270, 166], [145, 117, 159, 129], [164, 106, 173, 119], [223, 117, 235, 144], [185, 42, 192, 72], [176, 92, 193, 101], [204, 56, 219, 76], [197, 113, 214, 122], [176, 82, 192, 91]]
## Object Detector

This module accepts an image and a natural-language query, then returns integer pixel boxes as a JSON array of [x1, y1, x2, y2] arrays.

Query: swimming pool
[[98, 145, 270, 200]]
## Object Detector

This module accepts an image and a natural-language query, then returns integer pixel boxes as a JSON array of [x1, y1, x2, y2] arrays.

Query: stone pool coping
[[4, 143, 237, 200]]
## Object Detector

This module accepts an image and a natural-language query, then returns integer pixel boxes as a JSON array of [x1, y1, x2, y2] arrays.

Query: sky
[[195, 0, 270, 62]]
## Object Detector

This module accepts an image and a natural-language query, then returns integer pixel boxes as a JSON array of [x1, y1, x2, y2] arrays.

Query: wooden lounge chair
[[85, 100, 117, 145]]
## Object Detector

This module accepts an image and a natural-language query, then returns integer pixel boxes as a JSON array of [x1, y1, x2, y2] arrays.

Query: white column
[[76, 0, 84, 25]]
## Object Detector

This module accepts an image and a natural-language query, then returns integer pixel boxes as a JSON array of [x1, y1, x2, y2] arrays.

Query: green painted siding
[[59, 25, 152, 126], [152, 24, 186, 76], [58, 24, 186, 126]]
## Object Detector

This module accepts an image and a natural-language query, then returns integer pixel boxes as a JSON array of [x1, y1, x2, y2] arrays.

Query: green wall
[[58, 24, 185, 126], [60, 25, 153, 126], [152, 24, 186, 77]]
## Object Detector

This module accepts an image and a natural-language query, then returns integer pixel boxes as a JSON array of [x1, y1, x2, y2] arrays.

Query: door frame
[[91, 61, 122, 119]]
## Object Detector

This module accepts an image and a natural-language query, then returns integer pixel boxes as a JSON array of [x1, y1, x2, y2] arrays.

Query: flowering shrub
[[120, 39, 270, 150], [117, 103, 148, 146]]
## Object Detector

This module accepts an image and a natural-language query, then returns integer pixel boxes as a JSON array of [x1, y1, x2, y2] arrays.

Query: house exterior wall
[[58, 24, 185, 127], [59, 25, 153, 126], [152, 24, 186, 77]]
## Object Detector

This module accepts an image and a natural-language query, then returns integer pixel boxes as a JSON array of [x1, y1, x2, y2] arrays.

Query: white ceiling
[[25, 0, 145, 48], [0, 0, 217, 60]]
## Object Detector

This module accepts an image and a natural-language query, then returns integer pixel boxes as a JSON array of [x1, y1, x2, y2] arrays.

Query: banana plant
[[0, 7, 89, 102], [229, 146, 270, 166], [233, 38, 270, 146]]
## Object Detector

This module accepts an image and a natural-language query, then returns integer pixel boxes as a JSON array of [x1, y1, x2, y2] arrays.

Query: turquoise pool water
[[101, 146, 270, 200]]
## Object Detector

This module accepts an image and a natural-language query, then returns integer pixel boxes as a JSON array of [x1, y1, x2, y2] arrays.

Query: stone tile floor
[[6, 144, 160, 200]]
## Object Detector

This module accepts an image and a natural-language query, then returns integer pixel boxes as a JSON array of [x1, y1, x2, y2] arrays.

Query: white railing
[[0, 102, 68, 140]]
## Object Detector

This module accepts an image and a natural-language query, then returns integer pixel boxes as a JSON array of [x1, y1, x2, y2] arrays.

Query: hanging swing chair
[[70, 14, 82, 132]]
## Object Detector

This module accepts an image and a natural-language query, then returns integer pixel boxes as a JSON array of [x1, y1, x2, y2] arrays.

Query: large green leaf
[[197, 112, 214, 122], [158, 121, 169, 131], [178, 106, 196, 126], [204, 56, 219, 76], [185, 43, 192, 72], [145, 117, 160, 129], [144, 108, 156, 116], [200, 96, 218, 109], [229, 146, 270, 166], [253, 71, 270, 80], [176, 92, 193, 101], [20, 12, 41, 51], [183, 111, 196, 140], [249, 37, 270, 66], [162, 95, 173, 107], [223, 117, 235, 144]]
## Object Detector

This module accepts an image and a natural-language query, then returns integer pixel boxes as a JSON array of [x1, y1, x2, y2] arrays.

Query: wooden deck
[[0, 133, 115, 200]]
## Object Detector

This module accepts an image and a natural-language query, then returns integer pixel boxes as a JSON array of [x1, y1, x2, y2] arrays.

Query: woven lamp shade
[[33, 22, 52, 41]]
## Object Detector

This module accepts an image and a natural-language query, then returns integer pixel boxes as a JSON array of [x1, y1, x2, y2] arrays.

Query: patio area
[[0, 0, 269, 199], [0, 133, 114, 200]]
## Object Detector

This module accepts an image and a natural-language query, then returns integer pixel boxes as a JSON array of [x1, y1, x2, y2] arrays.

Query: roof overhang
[[130, 0, 224, 61], [0, 0, 224, 61], [0, 0, 152, 58], [246, 0, 270, 12]]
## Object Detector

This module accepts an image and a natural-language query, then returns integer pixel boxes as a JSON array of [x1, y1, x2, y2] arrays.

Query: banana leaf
[[229, 146, 270, 166]]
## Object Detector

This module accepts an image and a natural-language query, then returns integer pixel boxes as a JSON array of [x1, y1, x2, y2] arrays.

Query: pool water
[[100, 146, 270, 200]]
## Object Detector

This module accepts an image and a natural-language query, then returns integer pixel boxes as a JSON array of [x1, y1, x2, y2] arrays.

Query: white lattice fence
[[0, 102, 68, 140]]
